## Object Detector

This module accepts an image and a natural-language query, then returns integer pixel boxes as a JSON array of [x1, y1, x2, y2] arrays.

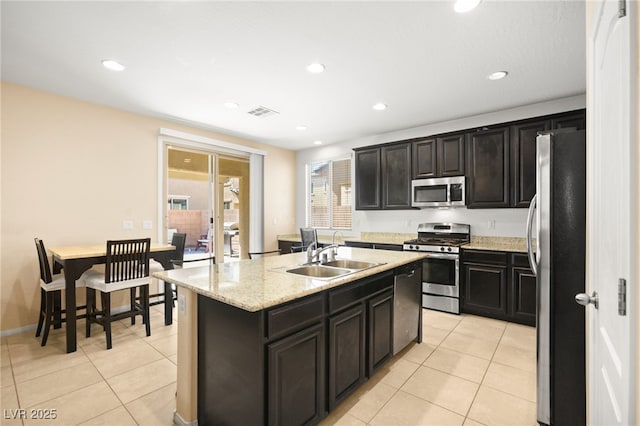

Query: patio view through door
[[164, 145, 250, 263]]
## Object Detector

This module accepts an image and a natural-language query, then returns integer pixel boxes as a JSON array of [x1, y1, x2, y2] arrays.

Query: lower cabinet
[[328, 304, 366, 410], [268, 323, 325, 426], [367, 290, 394, 376], [462, 250, 536, 326], [198, 270, 400, 426]]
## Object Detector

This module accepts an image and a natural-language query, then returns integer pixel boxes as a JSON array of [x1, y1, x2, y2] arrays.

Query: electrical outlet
[[487, 220, 496, 229], [178, 294, 186, 315], [122, 220, 134, 230], [142, 220, 153, 230]]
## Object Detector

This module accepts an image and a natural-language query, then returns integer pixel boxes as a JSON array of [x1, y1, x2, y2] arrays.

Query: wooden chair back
[[169, 233, 187, 267], [105, 238, 151, 283], [34, 238, 53, 284]]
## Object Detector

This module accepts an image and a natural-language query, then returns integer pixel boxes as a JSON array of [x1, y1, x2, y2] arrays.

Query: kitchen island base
[[197, 268, 419, 425]]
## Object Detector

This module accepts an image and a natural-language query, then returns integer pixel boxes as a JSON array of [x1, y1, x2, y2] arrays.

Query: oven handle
[[422, 252, 459, 260]]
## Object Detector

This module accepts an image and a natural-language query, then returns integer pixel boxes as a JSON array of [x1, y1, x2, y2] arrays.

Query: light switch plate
[[142, 220, 153, 230], [122, 220, 134, 230]]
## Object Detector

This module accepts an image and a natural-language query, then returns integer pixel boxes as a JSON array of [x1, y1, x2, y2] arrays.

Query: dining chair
[[148, 232, 187, 308], [82, 238, 152, 349], [248, 249, 282, 259], [34, 238, 86, 347], [291, 227, 318, 253]]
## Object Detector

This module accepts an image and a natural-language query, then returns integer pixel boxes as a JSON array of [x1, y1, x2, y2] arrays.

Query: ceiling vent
[[247, 105, 279, 118]]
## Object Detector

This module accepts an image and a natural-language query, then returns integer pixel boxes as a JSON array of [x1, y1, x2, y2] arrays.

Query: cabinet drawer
[[511, 253, 532, 268], [329, 272, 393, 314], [463, 250, 508, 265], [266, 294, 325, 340], [373, 243, 403, 251]]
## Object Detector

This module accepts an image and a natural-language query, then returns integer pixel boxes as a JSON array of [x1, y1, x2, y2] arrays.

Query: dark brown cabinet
[[381, 143, 412, 209], [463, 253, 508, 318], [461, 250, 536, 326], [328, 303, 366, 410], [466, 127, 511, 208], [354, 148, 381, 209], [510, 254, 537, 325], [354, 143, 412, 210], [551, 110, 586, 131], [267, 323, 325, 426], [412, 133, 464, 179], [367, 290, 393, 376], [510, 119, 551, 207], [412, 138, 437, 178]]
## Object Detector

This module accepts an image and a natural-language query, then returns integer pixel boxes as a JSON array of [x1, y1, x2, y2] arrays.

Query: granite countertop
[[277, 232, 530, 252], [462, 236, 529, 253], [153, 247, 427, 312]]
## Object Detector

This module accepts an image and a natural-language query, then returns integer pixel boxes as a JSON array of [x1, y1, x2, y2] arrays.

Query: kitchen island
[[154, 247, 426, 426]]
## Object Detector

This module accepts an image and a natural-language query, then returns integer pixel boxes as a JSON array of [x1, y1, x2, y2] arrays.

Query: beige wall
[[0, 81, 297, 332]]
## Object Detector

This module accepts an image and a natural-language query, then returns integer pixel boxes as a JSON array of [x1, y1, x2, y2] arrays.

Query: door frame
[[157, 128, 267, 255]]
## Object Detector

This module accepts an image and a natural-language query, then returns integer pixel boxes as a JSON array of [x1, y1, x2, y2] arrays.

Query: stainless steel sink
[[285, 265, 352, 278], [321, 259, 382, 270]]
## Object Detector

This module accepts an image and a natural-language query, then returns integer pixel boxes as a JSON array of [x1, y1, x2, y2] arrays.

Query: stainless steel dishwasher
[[393, 262, 422, 355]]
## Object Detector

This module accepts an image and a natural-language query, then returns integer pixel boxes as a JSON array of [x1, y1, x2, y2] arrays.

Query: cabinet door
[[510, 267, 537, 326], [268, 323, 325, 426], [367, 290, 393, 376], [412, 138, 437, 178], [328, 303, 366, 410], [354, 148, 381, 210], [551, 110, 586, 130], [381, 143, 412, 209], [437, 133, 465, 176], [462, 263, 508, 318], [466, 127, 510, 208], [510, 120, 550, 207]]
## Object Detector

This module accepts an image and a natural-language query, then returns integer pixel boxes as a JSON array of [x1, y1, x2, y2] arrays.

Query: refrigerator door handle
[[526, 194, 538, 275]]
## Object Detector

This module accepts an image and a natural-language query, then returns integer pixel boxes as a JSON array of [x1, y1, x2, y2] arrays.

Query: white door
[[587, 1, 637, 425]]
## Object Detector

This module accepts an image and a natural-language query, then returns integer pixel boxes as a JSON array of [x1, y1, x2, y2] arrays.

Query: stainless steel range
[[403, 223, 470, 314]]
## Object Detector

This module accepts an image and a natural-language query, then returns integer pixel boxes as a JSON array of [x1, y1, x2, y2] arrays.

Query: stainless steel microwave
[[411, 176, 466, 208]]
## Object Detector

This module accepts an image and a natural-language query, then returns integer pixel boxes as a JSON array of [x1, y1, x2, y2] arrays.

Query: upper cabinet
[[412, 133, 464, 179], [355, 142, 412, 210], [381, 143, 412, 209], [354, 109, 585, 211], [466, 127, 510, 208], [510, 119, 551, 208], [354, 148, 382, 209]]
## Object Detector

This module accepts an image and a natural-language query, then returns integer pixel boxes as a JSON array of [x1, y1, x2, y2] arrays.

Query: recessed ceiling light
[[488, 71, 508, 80], [313, 140, 323, 145], [373, 103, 387, 111], [224, 102, 239, 109], [306, 63, 325, 73], [454, 0, 482, 13], [101, 59, 125, 71], [296, 125, 308, 131]]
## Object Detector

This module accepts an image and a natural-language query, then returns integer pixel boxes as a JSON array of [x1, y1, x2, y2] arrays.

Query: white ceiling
[[1, 1, 586, 151]]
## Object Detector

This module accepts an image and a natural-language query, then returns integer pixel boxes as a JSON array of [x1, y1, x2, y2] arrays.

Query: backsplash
[[353, 207, 530, 238]]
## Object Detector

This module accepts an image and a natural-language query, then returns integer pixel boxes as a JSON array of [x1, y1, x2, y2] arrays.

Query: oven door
[[422, 252, 459, 297]]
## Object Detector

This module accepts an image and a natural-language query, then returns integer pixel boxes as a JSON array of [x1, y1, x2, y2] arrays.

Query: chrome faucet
[[305, 242, 318, 263], [311, 244, 339, 264]]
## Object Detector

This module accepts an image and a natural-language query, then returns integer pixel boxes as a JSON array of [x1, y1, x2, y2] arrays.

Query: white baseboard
[[173, 411, 198, 426]]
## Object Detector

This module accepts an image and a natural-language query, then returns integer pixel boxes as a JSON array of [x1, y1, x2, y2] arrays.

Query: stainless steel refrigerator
[[526, 129, 586, 426]]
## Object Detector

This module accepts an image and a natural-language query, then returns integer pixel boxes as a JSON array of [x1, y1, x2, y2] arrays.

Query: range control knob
[[440, 247, 445, 252], [447, 247, 452, 252]]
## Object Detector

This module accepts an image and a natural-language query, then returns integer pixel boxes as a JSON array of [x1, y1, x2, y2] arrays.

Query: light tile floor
[[0, 307, 536, 425]]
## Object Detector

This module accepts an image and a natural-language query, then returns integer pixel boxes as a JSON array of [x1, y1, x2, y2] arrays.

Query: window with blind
[[309, 158, 352, 229]]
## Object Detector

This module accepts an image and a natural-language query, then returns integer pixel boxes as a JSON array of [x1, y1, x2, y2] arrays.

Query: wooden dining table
[[48, 243, 176, 353]]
